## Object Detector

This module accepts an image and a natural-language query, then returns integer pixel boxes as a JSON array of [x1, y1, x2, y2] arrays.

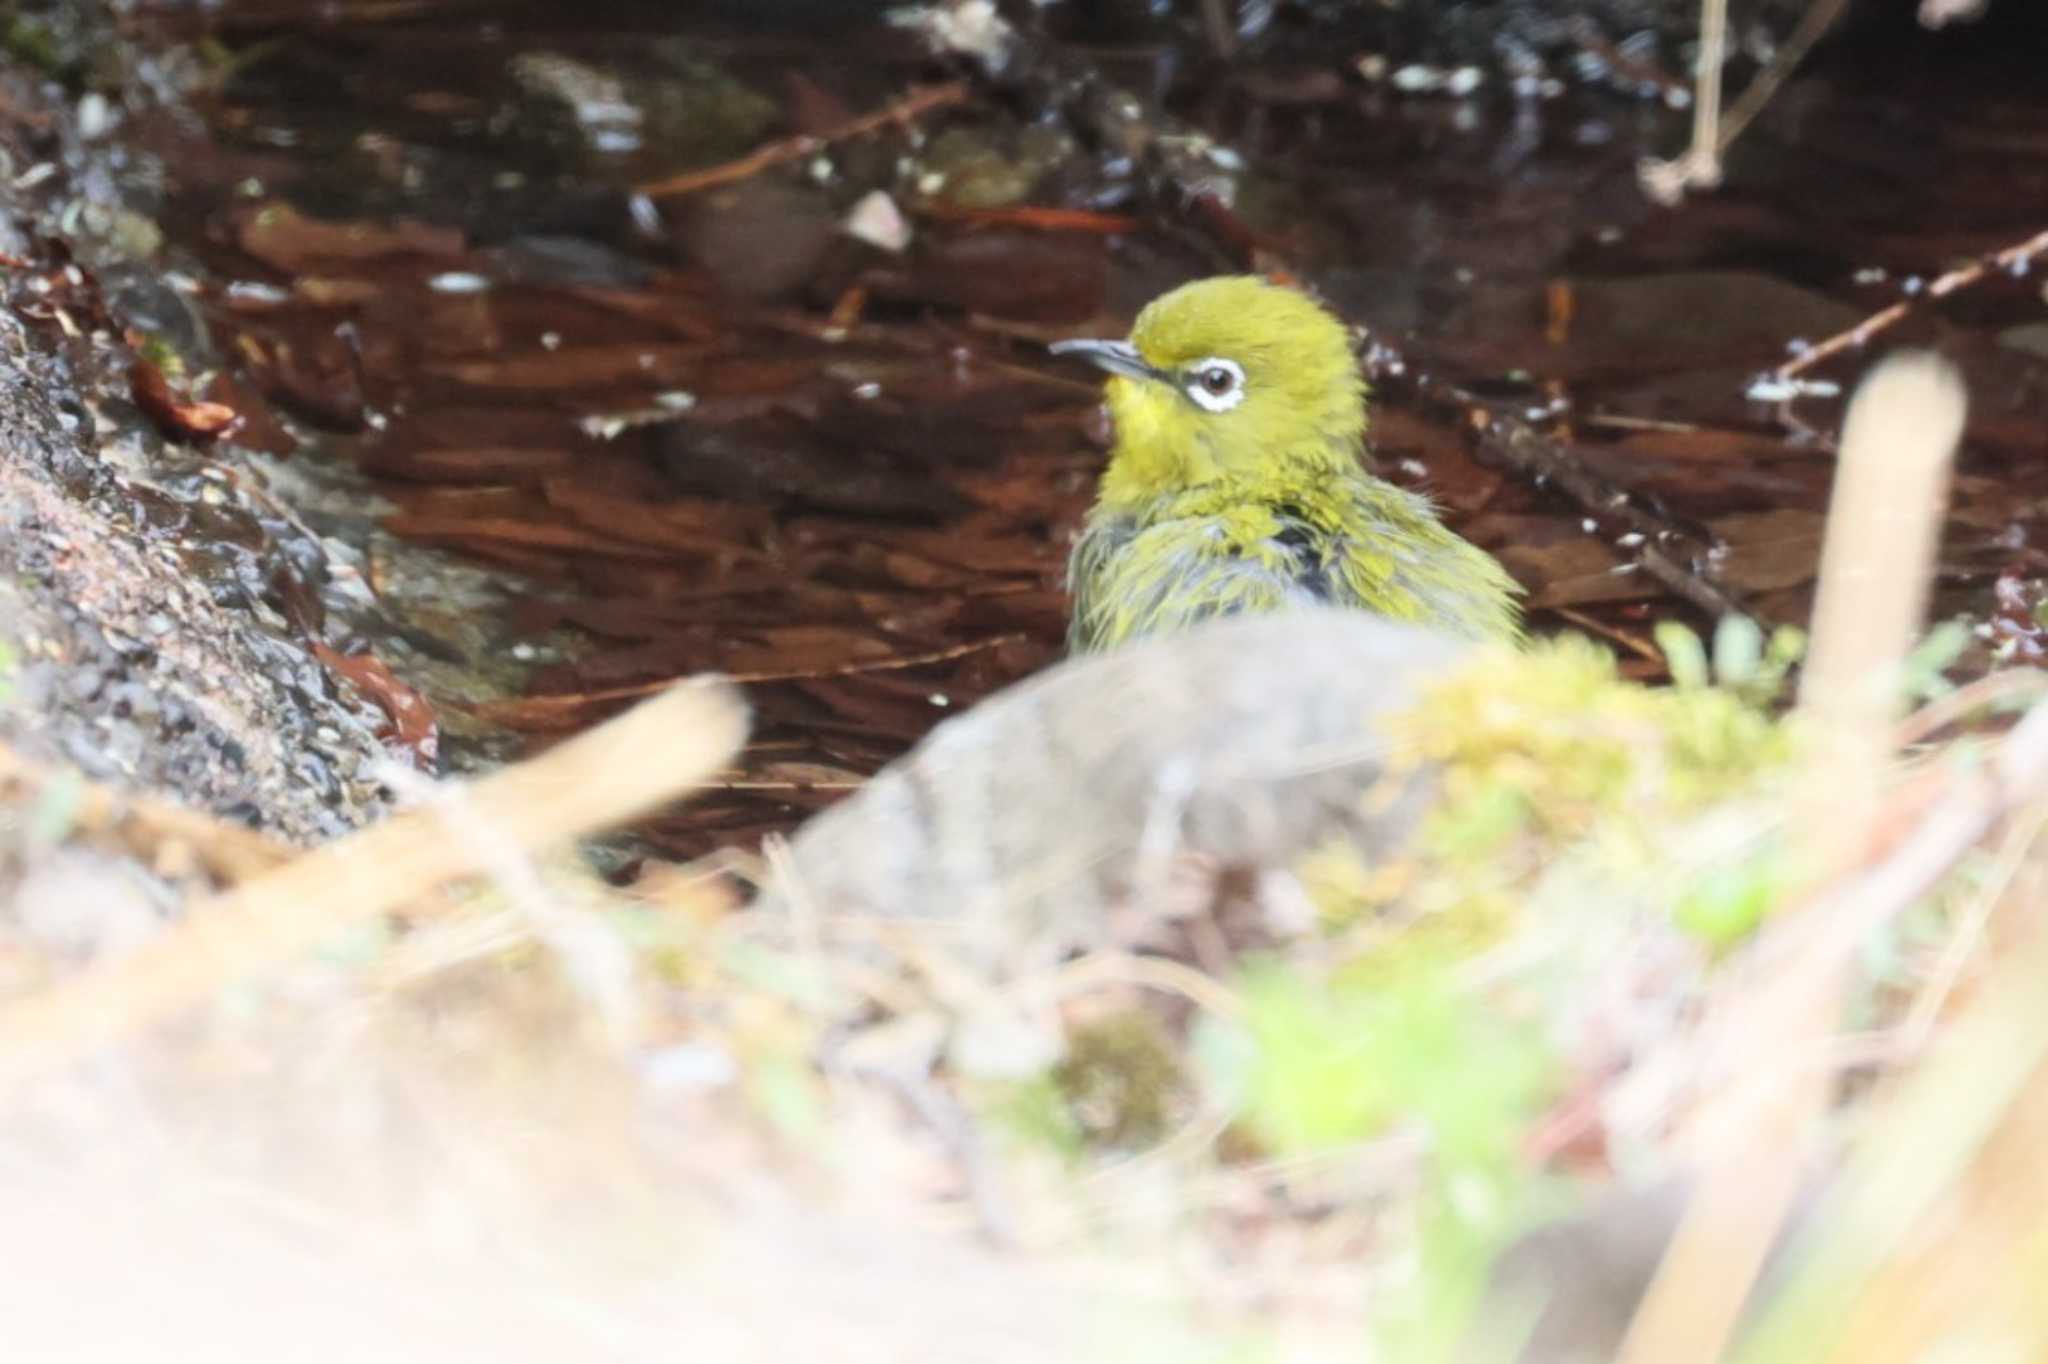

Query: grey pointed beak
[[1049, 338, 1163, 383]]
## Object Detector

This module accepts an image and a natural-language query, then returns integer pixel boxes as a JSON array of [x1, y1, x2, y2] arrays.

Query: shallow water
[[119, 1, 2048, 853]]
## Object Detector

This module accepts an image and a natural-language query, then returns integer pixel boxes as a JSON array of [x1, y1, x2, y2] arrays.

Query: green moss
[[915, 124, 1075, 210], [1320, 631, 1800, 954], [2, 15, 62, 77], [131, 331, 185, 378], [983, 1008, 1188, 1158], [983, 1071, 1087, 1160], [1217, 952, 1557, 1363], [1236, 626, 1813, 1355], [1052, 1008, 1185, 1150], [637, 43, 780, 169], [1234, 952, 1551, 1157]]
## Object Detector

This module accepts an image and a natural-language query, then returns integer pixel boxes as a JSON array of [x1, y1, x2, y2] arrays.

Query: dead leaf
[[200, 371, 294, 455], [235, 200, 465, 272], [311, 642, 440, 768], [426, 343, 711, 391], [129, 358, 240, 441], [1709, 508, 1826, 594]]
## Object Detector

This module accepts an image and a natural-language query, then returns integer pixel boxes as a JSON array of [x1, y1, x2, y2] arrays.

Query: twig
[[1639, 0, 1730, 204], [1553, 606, 1666, 664], [1640, 0, 1851, 205], [637, 82, 968, 199], [0, 678, 749, 1096], [1694, 0, 1728, 170], [473, 635, 1022, 726], [1715, 0, 1852, 159], [1364, 351, 1753, 621], [914, 203, 1144, 234], [1776, 226, 2048, 381], [1581, 412, 1712, 434], [1037, 948, 1248, 1023], [1198, 0, 1238, 58]]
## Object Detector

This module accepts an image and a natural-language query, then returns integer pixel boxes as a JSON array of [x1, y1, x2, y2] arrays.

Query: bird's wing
[[1323, 483, 1525, 642]]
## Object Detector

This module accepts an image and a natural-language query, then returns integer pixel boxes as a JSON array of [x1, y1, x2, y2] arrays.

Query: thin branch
[[1639, 0, 1730, 204], [1363, 350, 1753, 621], [1776, 225, 2048, 381], [1039, 948, 1248, 1023], [1198, 0, 1238, 58], [472, 635, 1024, 729], [637, 82, 967, 199], [1552, 606, 1666, 664], [1716, 0, 1852, 157], [1640, 0, 1851, 205], [914, 203, 1144, 234]]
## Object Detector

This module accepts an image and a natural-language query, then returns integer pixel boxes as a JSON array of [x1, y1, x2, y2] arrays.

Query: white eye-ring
[[1184, 356, 1246, 412]]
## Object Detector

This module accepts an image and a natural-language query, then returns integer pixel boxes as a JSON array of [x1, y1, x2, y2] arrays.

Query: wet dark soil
[[19, 0, 2046, 855]]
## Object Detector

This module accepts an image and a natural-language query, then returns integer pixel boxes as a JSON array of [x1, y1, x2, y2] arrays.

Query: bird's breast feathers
[[1068, 488, 1521, 653], [1069, 507, 1330, 652]]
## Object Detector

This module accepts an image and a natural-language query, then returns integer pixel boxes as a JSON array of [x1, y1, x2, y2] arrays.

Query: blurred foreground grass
[[0, 355, 2042, 1362]]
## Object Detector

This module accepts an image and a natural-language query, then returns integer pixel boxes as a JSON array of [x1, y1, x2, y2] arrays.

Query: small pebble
[[842, 190, 912, 254], [427, 271, 491, 294]]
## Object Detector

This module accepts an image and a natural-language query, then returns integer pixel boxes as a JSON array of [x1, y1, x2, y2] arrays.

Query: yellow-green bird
[[1052, 275, 1522, 654]]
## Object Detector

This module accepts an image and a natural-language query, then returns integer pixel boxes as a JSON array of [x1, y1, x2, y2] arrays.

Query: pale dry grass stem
[[1618, 353, 1968, 1364], [1640, 0, 1852, 205], [0, 676, 747, 1096]]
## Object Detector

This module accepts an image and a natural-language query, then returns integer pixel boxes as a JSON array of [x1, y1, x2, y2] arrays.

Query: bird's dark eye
[[1183, 356, 1246, 411]]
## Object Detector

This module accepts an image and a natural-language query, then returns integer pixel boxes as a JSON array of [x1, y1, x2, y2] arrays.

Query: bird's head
[[1052, 276, 1367, 505]]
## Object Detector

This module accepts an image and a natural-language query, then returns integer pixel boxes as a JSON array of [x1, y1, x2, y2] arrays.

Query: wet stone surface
[[0, 59, 400, 840]]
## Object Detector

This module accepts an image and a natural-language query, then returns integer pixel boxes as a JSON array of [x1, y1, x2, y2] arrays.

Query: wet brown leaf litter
[[0, 1, 2047, 1359]]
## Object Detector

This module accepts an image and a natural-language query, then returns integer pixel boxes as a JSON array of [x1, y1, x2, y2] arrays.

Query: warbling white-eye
[[1052, 275, 1522, 653]]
